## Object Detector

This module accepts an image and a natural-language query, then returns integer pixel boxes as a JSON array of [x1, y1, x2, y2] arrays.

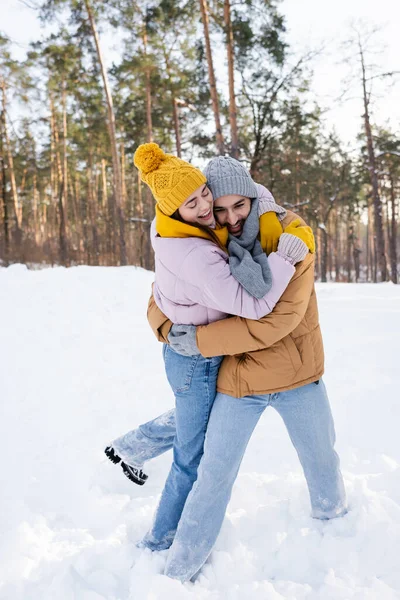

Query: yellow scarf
[[155, 206, 229, 250], [155, 206, 284, 254]]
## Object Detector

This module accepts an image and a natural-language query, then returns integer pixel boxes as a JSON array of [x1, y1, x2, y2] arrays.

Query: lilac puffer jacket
[[152, 184, 294, 326]]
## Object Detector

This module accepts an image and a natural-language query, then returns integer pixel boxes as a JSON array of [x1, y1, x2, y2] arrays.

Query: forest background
[[1, 0, 399, 283]]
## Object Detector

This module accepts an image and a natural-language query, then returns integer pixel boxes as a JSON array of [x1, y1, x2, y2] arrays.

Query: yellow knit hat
[[134, 143, 207, 216]]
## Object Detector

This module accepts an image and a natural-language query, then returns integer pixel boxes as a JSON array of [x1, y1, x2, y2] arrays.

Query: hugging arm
[[195, 254, 315, 357], [177, 245, 295, 320], [147, 289, 172, 343]]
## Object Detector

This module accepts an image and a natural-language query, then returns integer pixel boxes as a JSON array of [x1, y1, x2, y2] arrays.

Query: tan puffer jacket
[[147, 211, 324, 398]]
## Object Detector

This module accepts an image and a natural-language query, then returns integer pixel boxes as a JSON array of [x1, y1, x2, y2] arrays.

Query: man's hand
[[168, 324, 200, 356]]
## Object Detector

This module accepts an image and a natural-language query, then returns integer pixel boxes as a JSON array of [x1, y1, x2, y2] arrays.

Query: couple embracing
[[105, 143, 347, 582]]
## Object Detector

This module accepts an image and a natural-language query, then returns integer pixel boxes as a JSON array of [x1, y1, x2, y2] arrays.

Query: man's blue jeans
[[164, 380, 347, 581], [113, 379, 346, 580], [129, 345, 223, 551]]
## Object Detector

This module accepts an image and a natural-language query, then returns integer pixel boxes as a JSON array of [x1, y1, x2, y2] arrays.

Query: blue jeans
[[164, 380, 347, 581], [112, 408, 175, 468], [112, 379, 346, 578], [139, 345, 223, 551]]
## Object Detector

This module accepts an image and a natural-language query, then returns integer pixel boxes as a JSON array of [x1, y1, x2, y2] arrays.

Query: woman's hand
[[277, 233, 309, 265], [168, 324, 200, 356]]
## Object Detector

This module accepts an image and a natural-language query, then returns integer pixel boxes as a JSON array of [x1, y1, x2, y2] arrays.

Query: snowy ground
[[1, 264, 400, 600]]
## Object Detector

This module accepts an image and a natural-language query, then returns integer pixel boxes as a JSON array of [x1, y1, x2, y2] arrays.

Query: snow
[[1, 264, 400, 600]]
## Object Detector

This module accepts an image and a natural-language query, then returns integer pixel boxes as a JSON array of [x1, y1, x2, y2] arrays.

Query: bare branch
[[366, 71, 400, 81], [376, 151, 400, 159], [17, 0, 40, 9], [282, 200, 310, 210]]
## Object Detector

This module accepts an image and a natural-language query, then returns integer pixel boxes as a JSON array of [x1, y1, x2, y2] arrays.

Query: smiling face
[[177, 184, 215, 227], [213, 194, 252, 236]]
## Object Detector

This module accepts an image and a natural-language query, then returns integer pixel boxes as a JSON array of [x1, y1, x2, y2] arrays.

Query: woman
[[106, 143, 312, 550]]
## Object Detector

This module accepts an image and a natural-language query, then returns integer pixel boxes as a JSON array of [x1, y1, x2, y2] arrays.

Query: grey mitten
[[168, 324, 200, 356], [277, 233, 309, 265]]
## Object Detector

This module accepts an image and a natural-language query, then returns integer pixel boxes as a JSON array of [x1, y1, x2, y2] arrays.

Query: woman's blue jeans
[[134, 346, 223, 551], [112, 378, 346, 580]]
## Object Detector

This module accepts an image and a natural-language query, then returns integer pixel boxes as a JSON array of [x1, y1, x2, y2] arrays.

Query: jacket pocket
[[163, 346, 200, 394], [282, 335, 302, 373]]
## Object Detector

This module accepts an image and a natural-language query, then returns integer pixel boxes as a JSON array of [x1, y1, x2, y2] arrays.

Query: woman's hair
[[171, 209, 185, 223]]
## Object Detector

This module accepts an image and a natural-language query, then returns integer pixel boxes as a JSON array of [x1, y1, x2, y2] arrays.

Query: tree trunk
[[199, 0, 225, 154], [74, 176, 86, 262], [57, 179, 68, 266], [60, 81, 69, 265], [388, 170, 398, 283], [1, 78, 22, 242], [61, 81, 69, 232], [352, 223, 361, 282], [142, 26, 153, 143], [346, 217, 353, 282], [84, 0, 127, 265], [359, 38, 387, 281], [136, 170, 145, 267], [88, 150, 99, 265], [366, 202, 370, 281], [120, 138, 127, 208], [101, 158, 108, 210], [172, 97, 182, 158], [32, 171, 40, 246], [51, 95, 63, 223], [327, 220, 333, 281], [224, 0, 238, 158], [49, 91, 60, 241], [334, 209, 341, 282], [0, 136, 9, 264], [101, 158, 112, 261], [319, 226, 328, 283]]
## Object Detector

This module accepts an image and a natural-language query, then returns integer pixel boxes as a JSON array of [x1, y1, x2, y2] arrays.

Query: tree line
[[0, 0, 399, 282]]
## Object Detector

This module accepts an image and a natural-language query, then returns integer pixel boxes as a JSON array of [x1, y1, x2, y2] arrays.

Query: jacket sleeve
[[196, 254, 315, 357], [256, 183, 286, 219], [147, 289, 172, 343], [256, 182, 276, 203], [180, 246, 295, 320]]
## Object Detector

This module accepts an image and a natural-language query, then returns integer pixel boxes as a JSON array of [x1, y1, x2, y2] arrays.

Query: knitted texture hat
[[134, 143, 207, 216], [204, 156, 258, 201]]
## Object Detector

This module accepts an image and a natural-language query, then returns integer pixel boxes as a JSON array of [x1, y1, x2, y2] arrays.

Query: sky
[[1, 0, 400, 147]]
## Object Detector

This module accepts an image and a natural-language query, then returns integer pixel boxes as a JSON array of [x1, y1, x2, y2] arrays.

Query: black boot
[[104, 446, 149, 486]]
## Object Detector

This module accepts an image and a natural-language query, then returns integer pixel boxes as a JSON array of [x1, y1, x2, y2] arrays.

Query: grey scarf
[[228, 197, 272, 299]]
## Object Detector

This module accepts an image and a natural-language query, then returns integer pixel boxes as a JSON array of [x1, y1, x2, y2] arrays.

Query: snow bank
[[1, 265, 399, 599]]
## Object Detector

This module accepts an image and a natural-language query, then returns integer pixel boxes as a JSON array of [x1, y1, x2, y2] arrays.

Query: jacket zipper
[[236, 354, 245, 398]]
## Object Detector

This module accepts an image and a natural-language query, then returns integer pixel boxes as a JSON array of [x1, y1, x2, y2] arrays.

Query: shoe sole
[[105, 446, 121, 464], [105, 446, 148, 486], [122, 463, 146, 486]]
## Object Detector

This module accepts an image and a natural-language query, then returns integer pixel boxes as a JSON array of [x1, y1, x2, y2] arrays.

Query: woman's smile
[[198, 208, 213, 222]]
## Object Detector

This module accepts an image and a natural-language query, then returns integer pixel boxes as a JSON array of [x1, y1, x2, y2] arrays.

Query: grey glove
[[168, 324, 200, 356], [277, 233, 309, 265]]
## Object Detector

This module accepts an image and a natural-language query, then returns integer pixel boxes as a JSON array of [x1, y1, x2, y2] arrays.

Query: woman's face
[[178, 184, 215, 227], [213, 194, 252, 236]]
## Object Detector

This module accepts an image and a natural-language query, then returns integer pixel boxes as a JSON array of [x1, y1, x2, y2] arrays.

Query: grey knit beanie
[[204, 156, 258, 201]]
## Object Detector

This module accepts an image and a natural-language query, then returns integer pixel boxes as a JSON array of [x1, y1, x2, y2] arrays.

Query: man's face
[[213, 194, 252, 236]]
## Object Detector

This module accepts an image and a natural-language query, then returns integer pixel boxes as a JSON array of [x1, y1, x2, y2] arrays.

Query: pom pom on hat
[[134, 142, 166, 174]]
